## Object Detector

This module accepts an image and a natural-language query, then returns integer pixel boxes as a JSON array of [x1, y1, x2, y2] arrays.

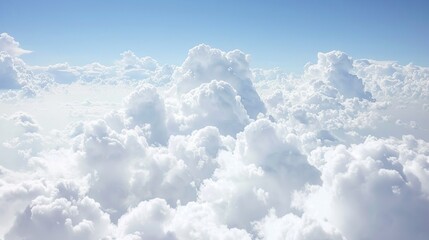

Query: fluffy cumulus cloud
[[297, 135, 429, 240], [173, 44, 266, 119], [0, 33, 31, 57], [124, 84, 169, 145], [5, 181, 112, 240], [178, 80, 250, 136], [0, 52, 21, 89], [29, 50, 174, 86], [1, 32, 429, 239], [306, 51, 373, 100]]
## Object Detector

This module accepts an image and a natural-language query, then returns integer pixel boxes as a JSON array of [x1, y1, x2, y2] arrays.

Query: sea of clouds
[[1, 32, 429, 240]]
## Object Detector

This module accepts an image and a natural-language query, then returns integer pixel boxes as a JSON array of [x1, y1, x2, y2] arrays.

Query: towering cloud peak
[[124, 84, 168, 145], [0, 52, 21, 89], [306, 51, 373, 100], [180, 80, 250, 136], [173, 44, 266, 118], [0, 33, 31, 57]]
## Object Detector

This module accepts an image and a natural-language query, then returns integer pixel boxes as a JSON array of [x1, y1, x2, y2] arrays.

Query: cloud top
[[0, 33, 31, 57]]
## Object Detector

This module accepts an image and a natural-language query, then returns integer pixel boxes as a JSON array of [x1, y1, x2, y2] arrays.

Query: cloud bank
[[1, 33, 429, 239]]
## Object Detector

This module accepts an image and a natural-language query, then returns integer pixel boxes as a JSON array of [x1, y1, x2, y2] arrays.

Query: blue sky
[[1, 0, 428, 72]]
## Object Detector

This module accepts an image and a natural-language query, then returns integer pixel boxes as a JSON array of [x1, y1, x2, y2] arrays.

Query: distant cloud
[[0, 33, 31, 57]]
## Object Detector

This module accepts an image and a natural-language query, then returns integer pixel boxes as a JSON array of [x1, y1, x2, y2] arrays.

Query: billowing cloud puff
[[33, 63, 80, 84], [117, 199, 252, 240], [179, 80, 250, 136], [117, 51, 159, 72], [254, 211, 344, 240], [124, 84, 169, 145], [117, 198, 175, 239], [0, 52, 21, 89], [0, 169, 49, 237], [73, 119, 148, 221], [259, 51, 390, 141], [297, 135, 429, 240], [0, 112, 47, 171], [354, 59, 429, 101], [168, 126, 223, 185], [173, 44, 266, 119], [305, 51, 372, 100], [9, 112, 40, 133], [0, 41, 55, 100], [0, 33, 31, 57], [197, 119, 320, 231], [5, 181, 112, 240]]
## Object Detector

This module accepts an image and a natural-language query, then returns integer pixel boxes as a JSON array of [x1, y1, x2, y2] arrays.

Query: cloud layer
[[1, 33, 429, 239]]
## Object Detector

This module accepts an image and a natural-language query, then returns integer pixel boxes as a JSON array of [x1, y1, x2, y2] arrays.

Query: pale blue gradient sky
[[1, 0, 428, 72]]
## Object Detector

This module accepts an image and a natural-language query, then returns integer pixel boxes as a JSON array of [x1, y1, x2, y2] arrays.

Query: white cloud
[[178, 80, 250, 136], [117, 199, 252, 240], [168, 126, 223, 185], [1, 33, 429, 240], [305, 51, 372, 100], [0, 52, 21, 89], [197, 119, 320, 231], [0, 33, 31, 57], [298, 135, 429, 240], [9, 112, 40, 133], [170, 202, 252, 240], [5, 181, 112, 240], [0, 112, 46, 170], [29, 51, 174, 86], [117, 198, 175, 239], [73, 119, 147, 221], [173, 44, 266, 119], [254, 210, 344, 240], [0, 49, 55, 101], [0, 168, 49, 237], [124, 84, 169, 145]]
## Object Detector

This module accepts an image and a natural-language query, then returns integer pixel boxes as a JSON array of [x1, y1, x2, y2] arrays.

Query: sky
[[1, 0, 429, 72], [1, 1, 429, 240]]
